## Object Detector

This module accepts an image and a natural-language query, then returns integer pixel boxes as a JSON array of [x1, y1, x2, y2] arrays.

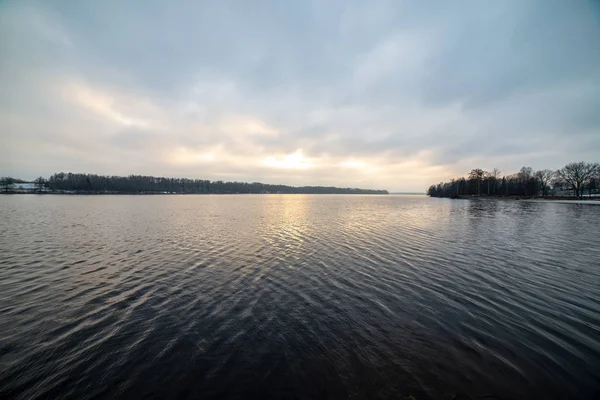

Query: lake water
[[1, 194, 599, 399]]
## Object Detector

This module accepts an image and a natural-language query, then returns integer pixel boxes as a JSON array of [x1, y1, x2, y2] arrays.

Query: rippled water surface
[[1, 194, 599, 399]]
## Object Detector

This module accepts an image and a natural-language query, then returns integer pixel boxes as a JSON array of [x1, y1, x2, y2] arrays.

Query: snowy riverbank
[[523, 199, 600, 205]]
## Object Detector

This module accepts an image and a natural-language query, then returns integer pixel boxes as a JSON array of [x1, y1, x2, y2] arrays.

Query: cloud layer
[[2, 0, 599, 191]]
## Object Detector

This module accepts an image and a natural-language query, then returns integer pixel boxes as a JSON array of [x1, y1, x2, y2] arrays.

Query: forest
[[0, 173, 388, 195], [427, 161, 600, 199]]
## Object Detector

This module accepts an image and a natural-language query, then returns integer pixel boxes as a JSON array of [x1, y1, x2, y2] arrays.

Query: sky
[[1, 0, 599, 192]]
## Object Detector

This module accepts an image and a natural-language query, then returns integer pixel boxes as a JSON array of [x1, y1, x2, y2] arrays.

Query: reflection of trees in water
[[466, 199, 501, 220]]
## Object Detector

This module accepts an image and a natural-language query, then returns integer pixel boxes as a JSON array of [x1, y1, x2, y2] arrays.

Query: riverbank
[[444, 195, 599, 202], [523, 199, 600, 205]]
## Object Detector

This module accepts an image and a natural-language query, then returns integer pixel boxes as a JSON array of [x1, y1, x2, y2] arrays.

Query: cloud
[[1, 0, 599, 191]]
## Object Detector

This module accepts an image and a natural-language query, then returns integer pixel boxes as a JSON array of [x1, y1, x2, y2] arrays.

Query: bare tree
[[586, 164, 600, 197], [0, 177, 15, 192], [468, 169, 485, 196], [534, 169, 554, 197], [588, 177, 598, 198], [488, 168, 501, 195], [34, 177, 47, 192], [555, 162, 600, 198], [428, 162, 600, 199], [518, 166, 533, 196], [450, 178, 458, 196], [485, 171, 492, 195]]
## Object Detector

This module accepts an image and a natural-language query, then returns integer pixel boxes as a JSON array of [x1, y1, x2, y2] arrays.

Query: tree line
[[0, 173, 388, 195], [427, 162, 600, 199]]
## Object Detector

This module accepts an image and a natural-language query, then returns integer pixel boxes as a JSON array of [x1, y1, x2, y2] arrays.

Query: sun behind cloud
[[263, 150, 313, 169]]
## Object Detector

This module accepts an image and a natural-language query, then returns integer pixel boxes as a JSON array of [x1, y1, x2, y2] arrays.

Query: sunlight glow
[[263, 149, 312, 169], [340, 160, 365, 168]]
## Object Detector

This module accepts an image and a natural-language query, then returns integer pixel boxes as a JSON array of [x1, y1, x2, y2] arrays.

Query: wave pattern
[[1, 195, 599, 399]]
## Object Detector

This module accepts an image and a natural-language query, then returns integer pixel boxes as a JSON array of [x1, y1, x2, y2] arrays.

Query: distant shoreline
[[0, 191, 389, 196], [1, 172, 389, 195]]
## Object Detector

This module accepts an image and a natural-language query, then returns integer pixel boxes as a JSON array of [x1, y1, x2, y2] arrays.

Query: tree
[[427, 162, 600, 199], [39, 172, 389, 195], [34, 177, 47, 191], [0, 177, 15, 192], [534, 169, 554, 197], [485, 171, 492, 195], [518, 166, 533, 196], [501, 176, 508, 195], [468, 169, 485, 196], [555, 162, 600, 198], [585, 165, 600, 197], [588, 177, 598, 198], [488, 168, 501, 195]]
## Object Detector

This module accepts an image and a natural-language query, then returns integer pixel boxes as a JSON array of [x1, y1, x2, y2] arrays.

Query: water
[[1, 195, 599, 399]]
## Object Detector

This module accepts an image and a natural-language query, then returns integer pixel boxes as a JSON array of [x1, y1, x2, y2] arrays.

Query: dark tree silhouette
[[534, 169, 554, 197], [0, 177, 15, 192], [39, 172, 388, 195], [588, 177, 598, 198], [468, 169, 485, 196], [555, 162, 600, 199], [489, 168, 501, 195], [518, 167, 534, 197], [428, 161, 599, 198], [33, 177, 47, 191]]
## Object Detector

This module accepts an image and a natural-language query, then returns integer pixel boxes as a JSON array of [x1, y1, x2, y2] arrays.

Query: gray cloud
[[1, 0, 599, 191]]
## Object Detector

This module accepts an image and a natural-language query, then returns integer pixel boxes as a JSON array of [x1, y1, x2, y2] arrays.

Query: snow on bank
[[524, 200, 600, 205]]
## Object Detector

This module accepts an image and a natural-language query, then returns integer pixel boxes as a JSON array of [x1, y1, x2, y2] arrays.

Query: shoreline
[[522, 199, 600, 205], [0, 191, 390, 196], [432, 195, 600, 204], [439, 194, 599, 201]]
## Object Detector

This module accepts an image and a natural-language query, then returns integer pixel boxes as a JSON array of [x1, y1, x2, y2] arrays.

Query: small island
[[0, 173, 389, 195], [427, 161, 599, 200]]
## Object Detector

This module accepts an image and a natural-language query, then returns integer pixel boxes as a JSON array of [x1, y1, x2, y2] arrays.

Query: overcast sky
[[1, 0, 599, 191]]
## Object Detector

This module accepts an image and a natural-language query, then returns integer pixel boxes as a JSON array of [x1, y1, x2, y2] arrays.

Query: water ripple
[[1, 195, 599, 399]]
